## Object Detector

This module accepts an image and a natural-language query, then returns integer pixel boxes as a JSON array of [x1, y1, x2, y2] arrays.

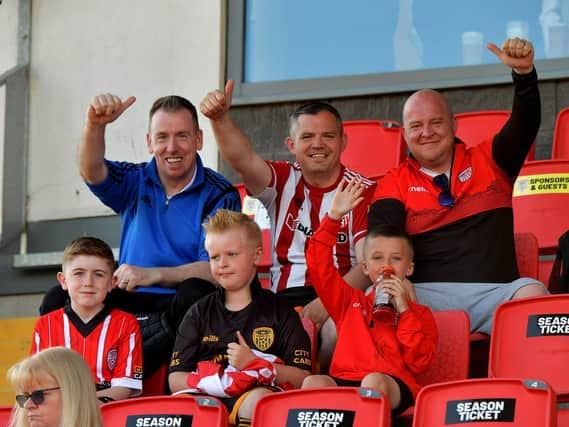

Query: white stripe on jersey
[[257, 162, 372, 292], [34, 332, 40, 354], [126, 332, 135, 376], [96, 315, 111, 384], [63, 313, 71, 348]]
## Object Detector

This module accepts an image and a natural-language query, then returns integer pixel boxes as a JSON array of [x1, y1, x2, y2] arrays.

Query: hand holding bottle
[[376, 269, 410, 314]]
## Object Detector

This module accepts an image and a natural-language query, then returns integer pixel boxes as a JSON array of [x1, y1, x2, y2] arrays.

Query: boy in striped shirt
[[31, 236, 143, 404]]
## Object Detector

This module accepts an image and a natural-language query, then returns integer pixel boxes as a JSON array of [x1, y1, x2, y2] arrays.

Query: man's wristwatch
[[98, 396, 115, 404]]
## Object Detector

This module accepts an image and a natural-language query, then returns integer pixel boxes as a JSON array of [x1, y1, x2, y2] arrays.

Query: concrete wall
[[26, 0, 225, 221], [0, 0, 20, 72]]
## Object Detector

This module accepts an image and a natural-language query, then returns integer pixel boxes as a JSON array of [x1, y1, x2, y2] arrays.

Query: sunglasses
[[16, 387, 60, 408], [433, 174, 454, 207]]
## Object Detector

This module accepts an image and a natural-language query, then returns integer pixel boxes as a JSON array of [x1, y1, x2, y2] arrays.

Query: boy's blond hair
[[62, 236, 115, 271], [204, 209, 262, 248]]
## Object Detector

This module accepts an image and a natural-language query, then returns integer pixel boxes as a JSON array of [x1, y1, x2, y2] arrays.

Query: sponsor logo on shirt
[[409, 186, 428, 192], [202, 335, 220, 343], [252, 327, 275, 351], [134, 365, 143, 380], [286, 213, 314, 237], [293, 349, 311, 367], [458, 167, 473, 183]]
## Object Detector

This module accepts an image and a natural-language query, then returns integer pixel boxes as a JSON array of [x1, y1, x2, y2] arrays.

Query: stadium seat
[[558, 402, 569, 426], [552, 107, 569, 160], [514, 232, 539, 279], [464, 231, 537, 381], [455, 110, 536, 161], [470, 231, 545, 376], [141, 361, 168, 396], [299, 316, 318, 375], [342, 120, 405, 179], [235, 182, 272, 289], [512, 159, 569, 285], [489, 295, 569, 400], [0, 406, 13, 426], [395, 310, 471, 424], [416, 310, 470, 386], [413, 378, 557, 426], [100, 395, 229, 427], [251, 387, 391, 427]]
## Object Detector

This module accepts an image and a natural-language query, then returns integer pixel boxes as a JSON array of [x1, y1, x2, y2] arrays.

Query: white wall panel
[[27, 0, 225, 221]]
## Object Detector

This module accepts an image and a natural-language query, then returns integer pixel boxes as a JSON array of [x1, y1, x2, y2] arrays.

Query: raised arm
[[200, 81, 271, 195], [486, 38, 540, 176], [79, 93, 136, 184]]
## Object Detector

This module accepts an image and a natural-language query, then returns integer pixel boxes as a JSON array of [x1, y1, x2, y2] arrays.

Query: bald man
[[368, 38, 547, 335]]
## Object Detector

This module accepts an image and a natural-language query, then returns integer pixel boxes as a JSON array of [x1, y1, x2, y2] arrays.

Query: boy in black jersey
[[169, 209, 312, 426]]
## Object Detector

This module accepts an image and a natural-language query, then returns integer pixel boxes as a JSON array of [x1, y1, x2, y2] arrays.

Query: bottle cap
[[381, 266, 395, 275]]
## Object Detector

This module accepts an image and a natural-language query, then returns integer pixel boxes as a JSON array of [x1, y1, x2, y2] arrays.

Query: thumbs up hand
[[227, 330, 256, 370], [200, 80, 234, 121]]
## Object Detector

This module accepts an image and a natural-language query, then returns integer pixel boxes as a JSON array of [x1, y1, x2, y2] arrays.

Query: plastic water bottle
[[372, 266, 396, 325]]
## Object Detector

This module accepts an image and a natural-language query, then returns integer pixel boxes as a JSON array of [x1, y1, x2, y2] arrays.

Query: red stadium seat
[[412, 378, 557, 427], [100, 395, 228, 427], [455, 110, 509, 146], [342, 120, 405, 179], [558, 402, 569, 426], [416, 310, 470, 386], [455, 110, 535, 161], [489, 295, 569, 399], [300, 316, 318, 374], [141, 361, 168, 396], [552, 107, 569, 160], [513, 159, 569, 285], [0, 406, 14, 426], [395, 310, 470, 423], [251, 387, 391, 427], [513, 160, 569, 251], [235, 182, 273, 288], [234, 182, 247, 201], [514, 232, 539, 279]]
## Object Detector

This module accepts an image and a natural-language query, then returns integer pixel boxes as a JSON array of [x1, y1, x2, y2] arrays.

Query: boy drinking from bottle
[[303, 178, 438, 414]]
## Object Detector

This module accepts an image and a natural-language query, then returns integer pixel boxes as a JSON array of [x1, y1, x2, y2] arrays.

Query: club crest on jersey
[[252, 327, 274, 351], [107, 348, 118, 371], [458, 167, 473, 183]]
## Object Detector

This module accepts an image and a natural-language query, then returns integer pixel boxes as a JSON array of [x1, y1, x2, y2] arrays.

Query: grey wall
[[221, 78, 569, 182]]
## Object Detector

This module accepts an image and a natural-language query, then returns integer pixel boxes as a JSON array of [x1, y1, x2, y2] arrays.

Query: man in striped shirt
[[31, 237, 143, 403], [200, 82, 376, 370]]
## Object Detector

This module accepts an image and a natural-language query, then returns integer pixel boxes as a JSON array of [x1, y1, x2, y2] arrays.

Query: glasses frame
[[16, 387, 60, 408], [433, 173, 454, 207]]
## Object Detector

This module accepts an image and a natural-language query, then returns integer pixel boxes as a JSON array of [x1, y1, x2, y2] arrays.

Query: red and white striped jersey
[[256, 161, 376, 293], [31, 304, 143, 393]]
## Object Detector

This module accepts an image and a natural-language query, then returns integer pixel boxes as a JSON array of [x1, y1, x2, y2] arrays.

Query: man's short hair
[[62, 236, 115, 270], [288, 101, 343, 137], [364, 224, 414, 258], [149, 95, 199, 131], [204, 209, 262, 248]]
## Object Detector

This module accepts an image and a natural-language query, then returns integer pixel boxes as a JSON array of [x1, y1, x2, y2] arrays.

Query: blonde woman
[[7, 347, 103, 427]]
